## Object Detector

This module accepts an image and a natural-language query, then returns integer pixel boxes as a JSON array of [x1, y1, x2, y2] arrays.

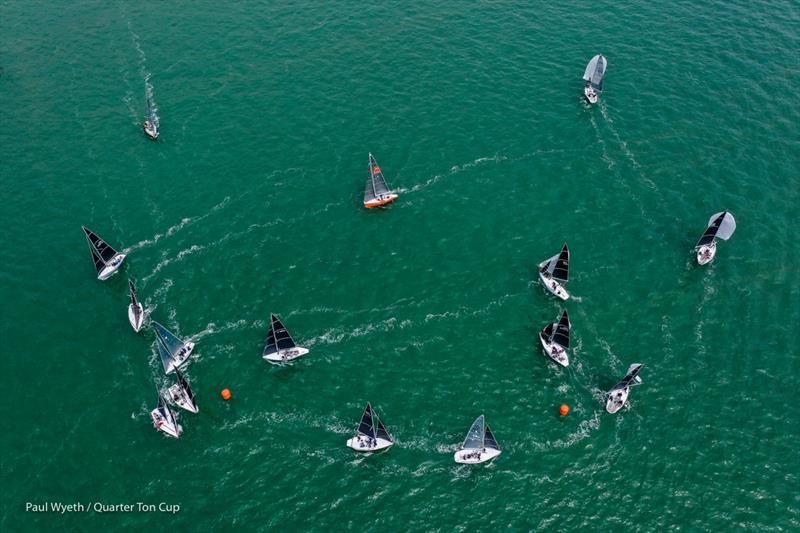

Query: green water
[[1, 1, 799, 531]]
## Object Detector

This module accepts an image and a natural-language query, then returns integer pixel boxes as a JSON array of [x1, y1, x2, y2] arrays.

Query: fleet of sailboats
[[454, 415, 501, 464], [539, 310, 571, 367], [346, 403, 394, 452], [82, 226, 126, 280], [262, 313, 309, 364], [127, 279, 144, 332], [363, 153, 398, 208], [695, 211, 736, 265], [152, 321, 194, 374], [538, 244, 570, 300], [583, 54, 607, 104], [606, 364, 644, 414]]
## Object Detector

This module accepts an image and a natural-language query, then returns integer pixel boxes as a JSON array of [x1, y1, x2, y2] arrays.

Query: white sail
[[709, 211, 736, 241], [583, 54, 607, 90], [461, 415, 485, 450]]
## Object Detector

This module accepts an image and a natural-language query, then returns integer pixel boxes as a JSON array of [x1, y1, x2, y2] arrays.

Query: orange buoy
[[559, 404, 570, 416], [221, 388, 232, 401]]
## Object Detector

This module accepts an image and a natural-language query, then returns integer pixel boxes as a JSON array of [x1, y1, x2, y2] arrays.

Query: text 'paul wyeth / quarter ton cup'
[[25, 502, 180, 514]]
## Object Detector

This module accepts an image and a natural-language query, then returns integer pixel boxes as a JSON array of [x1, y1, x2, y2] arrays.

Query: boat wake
[[306, 317, 412, 347], [532, 411, 602, 450], [599, 103, 657, 190], [141, 244, 205, 285], [124, 196, 231, 253], [401, 155, 507, 194]]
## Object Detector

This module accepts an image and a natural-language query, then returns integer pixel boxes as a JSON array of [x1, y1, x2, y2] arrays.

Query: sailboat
[[152, 321, 194, 374], [583, 54, 607, 104], [363, 153, 398, 208], [168, 369, 199, 414], [453, 415, 501, 464], [262, 313, 309, 364], [695, 211, 736, 265], [605, 363, 644, 414], [143, 98, 159, 140], [539, 310, 571, 367], [82, 226, 126, 280], [538, 244, 570, 300], [346, 403, 394, 452], [127, 279, 145, 332], [151, 392, 182, 438]]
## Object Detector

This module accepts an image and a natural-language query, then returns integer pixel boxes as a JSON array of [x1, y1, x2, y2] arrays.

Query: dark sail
[[553, 310, 571, 348], [612, 364, 643, 391], [152, 321, 186, 358], [176, 370, 196, 406], [541, 323, 555, 341], [357, 403, 376, 438], [91, 248, 104, 274], [271, 314, 297, 351], [552, 244, 569, 281], [484, 425, 500, 451], [375, 414, 392, 442], [82, 226, 119, 264], [696, 211, 727, 247], [262, 317, 278, 356], [364, 153, 391, 203], [129, 279, 139, 307]]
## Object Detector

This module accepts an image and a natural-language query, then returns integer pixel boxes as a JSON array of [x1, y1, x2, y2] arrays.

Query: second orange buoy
[[221, 389, 232, 400], [559, 404, 570, 416]]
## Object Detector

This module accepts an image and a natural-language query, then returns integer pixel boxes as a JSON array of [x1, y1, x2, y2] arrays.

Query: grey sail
[[156, 339, 173, 373], [152, 322, 187, 371], [552, 244, 570, 281], [82, 226, 119, 272], [697, 211, 736, 247], [542, 323, 555, 341], [263, 314, 296, 356], [553, 310, 571, 348], [356, 403, 376, 439], [462, 415, 485, 450], [540, 253, 559, 276], [484, 425, 500, 451], [158, 393, 176, 426], [583, 54, 607, 90], [611, 363, 644, 391], [375, 413, 392, 442], [175, 369, 196, 407], [364, 153, 391, 203]]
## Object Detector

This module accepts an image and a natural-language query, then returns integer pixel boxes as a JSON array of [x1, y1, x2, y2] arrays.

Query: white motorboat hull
[[166, 342, 195, 374], [346, 436, 394, 452], [539, 333, 569, 367], [143, 124, 159, 140], [168, 383, 199, 413], [605, 387, 630, 414], [97, 253, 126, 280], [128, 303, 144, 332], [696, 242, 717, 265], [454, 448, 501, 464], [151, 409, 181, 438], [263, 346, 309, 364], [584, 85, 599, 104], [539, 271, 570, 300]]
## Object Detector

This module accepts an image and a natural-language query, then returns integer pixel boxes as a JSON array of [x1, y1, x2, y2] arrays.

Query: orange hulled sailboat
[[363, 153, 398, 208]]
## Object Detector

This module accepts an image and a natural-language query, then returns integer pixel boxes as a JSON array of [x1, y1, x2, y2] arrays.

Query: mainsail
[[551, 244, 570, 281], [175, 369, 196, 407], [152, 321, 187, 372], [375, 414, 392, 442], [263, 314, 297, 356], [484, 425, 500, 451], [129, 279, 140, 308], [83, 226, 119, 273], [696, 211, 736, 247], [612, 364, 644, 390], [364, 153, 391, 204], [462, 415, 485, 450], [158, 393, 176, 427], [356, 403, 376, 438], [583, 54, 607, 90], [553, 310, 571, 348]]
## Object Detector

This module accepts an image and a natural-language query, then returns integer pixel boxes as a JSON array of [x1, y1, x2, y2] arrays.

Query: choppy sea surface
[[1, 1, 798, 531]]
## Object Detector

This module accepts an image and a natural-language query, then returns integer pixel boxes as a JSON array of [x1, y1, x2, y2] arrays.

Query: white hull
[[454, 448, 501, 464], [584, 85, 599, 104], [128, 303, 144, 332], [263, 346, 309, 364], [166, 342, 195, 374], [346, 436, 394, 452], [539, 271, 569, 300], [539, 333, 569, 367], [696, 242, 717, 265], [151, 409, 181, 438], [605, 387, 630, 414], [143, 123, 159, 140], [97, 253, 126, 280], [168, 383, 199, 413]]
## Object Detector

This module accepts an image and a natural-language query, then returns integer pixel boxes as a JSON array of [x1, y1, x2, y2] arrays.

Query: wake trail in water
[[400, 155, 508, 194], [120, 1, 158, 125], [599, 104, 657, 190]]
